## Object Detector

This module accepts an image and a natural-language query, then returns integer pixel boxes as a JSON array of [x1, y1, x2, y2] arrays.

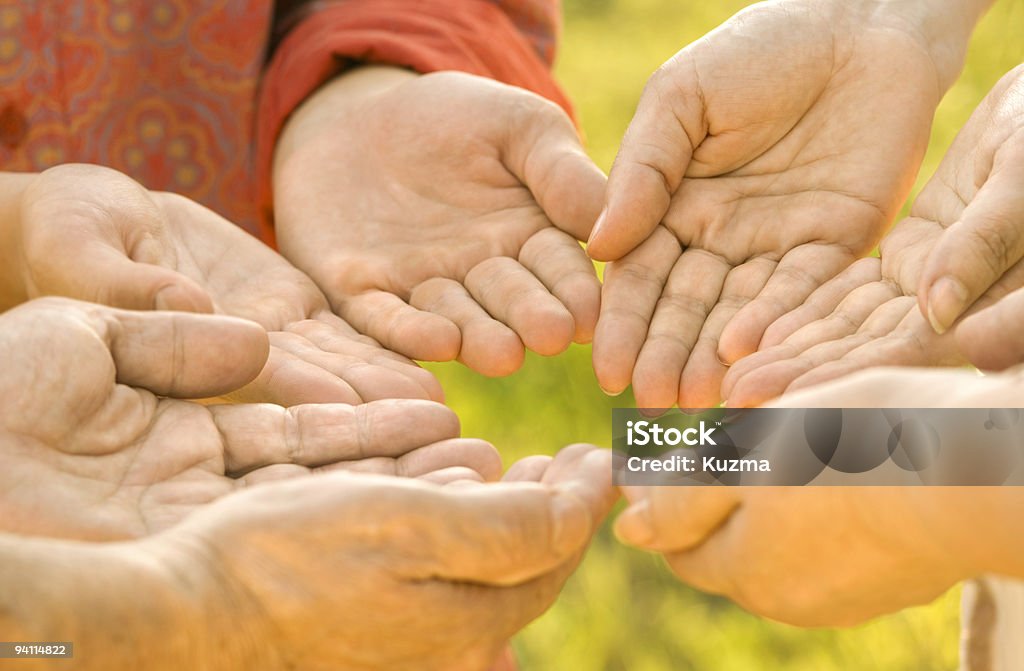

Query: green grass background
[[426, 1, 1023, 668]]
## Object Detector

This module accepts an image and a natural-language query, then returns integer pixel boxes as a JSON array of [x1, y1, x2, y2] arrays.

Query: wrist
[[0, 172, 35, 310], [273, 65, 419, 182], [853, 0, 993, 91]]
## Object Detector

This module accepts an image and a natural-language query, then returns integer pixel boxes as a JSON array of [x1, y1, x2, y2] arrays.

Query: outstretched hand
[[589, 0, 951, 408], [0, 298, 499, 540], [11, 164, 441, 406], [274, 67, 607, 377], [722, 66, 1024, 406]]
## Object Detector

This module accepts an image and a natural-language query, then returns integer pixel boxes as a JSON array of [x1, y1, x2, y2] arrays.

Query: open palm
[[274, 69, 607, 376], [722, 67, 1024, 406], [0, 299, 498, 540], [590, 0, 944, 408]]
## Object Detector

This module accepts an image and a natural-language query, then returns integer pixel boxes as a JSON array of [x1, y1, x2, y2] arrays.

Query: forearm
[[913, 486, 1024, 581], [0, 173, 35, 310], [0, 534, 247, 671]]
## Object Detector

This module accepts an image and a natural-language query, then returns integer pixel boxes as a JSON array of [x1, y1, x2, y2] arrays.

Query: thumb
[[586, 67, 699, 261], [955, 286, 1024, 371], [918, 139, 1024, 334], [424, 484, 594, 585], [44, 242, 214, 313], [23, 165, 214, 313], [504, 98, 607, 241], [88, 305, 269, 397]]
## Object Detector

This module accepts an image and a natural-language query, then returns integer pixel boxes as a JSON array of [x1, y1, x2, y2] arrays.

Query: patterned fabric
[[0, 0, 562, 241], [0, 1, 272, 236]]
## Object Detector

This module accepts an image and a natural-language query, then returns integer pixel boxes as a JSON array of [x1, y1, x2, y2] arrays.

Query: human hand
[[0, 298, 499, 541], [273, 67, 607, 377], [917, 65, 1024, 333], [588, 0, 976, 408], [614, 367, 1024, 627], [722, 67, 1024, 406], [10, 164, 441, 405], [614, 483, 969, 627], [149, 444, 615, 670]]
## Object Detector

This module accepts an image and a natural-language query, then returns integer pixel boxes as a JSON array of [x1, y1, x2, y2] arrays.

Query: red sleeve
[[255, 0, 570, 244]]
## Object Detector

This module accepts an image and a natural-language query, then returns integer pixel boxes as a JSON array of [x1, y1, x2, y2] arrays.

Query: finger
[[519, 228, 602, 344], [679, 259, 776, 409], [86, 305, 269, 398], [540, 444, 618, 524], [287, 314, 444, 401], [464, 257, 575, 357], [39, 244, 216, 313], [614, 486, 740, 553], [22, 166, 214, 314], [415, 466, 485, 485], [209, 399, 461, 475], [410, 277, 525, 377], [632, 249, 729, 408], [412, 482, 596, 586], [728, 296, 917, 407], [338, 290, 461, 362], [503, 455, 554, 483], [587, 69, 699, 261], [956, 286, 1024, 370], [718, 244, 857, 363], [267, 329, 434, 402], [722, 277, 901, 401], [592, 227, 682, 395], [321, 438, 503, 482], [664, 519, 740, 598], [760, 257, 882, 349], [224, 343, 363, 406], [919, 140, 1024, 334], [504, 101, 608, 241], [787, 310, 963, 393]]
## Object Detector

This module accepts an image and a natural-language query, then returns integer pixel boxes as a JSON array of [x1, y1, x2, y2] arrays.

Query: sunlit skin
[[273, 67, 607, 377], [0, 165, 442, 407], [588, 0, 992, 409], [0, 298, 501, 541], [722, 66, 1024, 407], [615, 367, 1024, 627], [0, 444, 617, 671]]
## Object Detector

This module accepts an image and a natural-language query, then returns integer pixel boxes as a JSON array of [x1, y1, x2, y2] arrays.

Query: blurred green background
[[427, 1, 1023, 668]]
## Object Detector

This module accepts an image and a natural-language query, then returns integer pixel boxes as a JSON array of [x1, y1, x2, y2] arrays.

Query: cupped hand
[[0, 298, 499, 541], [722, 67, 1024, 406], [589, 0, 946, 408], [273, 67, 607, 377], [614, 483, 969, 627], [918, 65, 1024, 333], [13, 164, 441, 405], [613, 366, 1024, 627], [154, 444, 616, 670]]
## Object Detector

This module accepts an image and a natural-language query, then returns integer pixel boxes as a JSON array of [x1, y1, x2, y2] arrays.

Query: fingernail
[[926, 276, 970, 335], [552, 493, 590, 556], [614, 499, 655, 547], [588, 206, 608, 247]]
